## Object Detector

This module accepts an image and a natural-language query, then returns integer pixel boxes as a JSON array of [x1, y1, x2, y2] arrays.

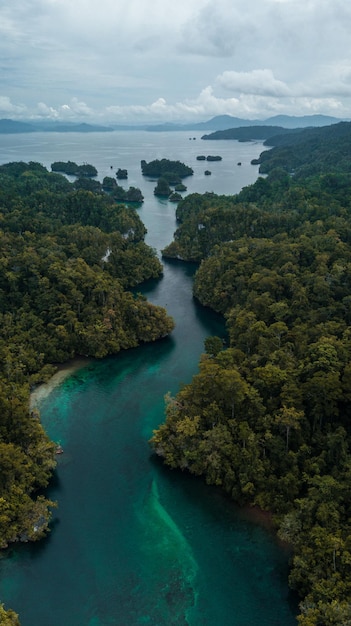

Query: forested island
[[141, 158, 193, 179], [201, 125, 295, 142], [141, 158, 193, 199], [0, 161, 175, 623], [153, 121, 351, 625]]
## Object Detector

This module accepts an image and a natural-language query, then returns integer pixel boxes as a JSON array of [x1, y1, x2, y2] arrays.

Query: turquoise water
[[0, 133, 297, 624]]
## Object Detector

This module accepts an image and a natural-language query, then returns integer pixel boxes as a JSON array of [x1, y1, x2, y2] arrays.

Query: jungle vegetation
[[140, 159, 193, 199], [0, 160, 174, 589], [152, 121, 351, 625], [51, 160, 98, 177], [140, 158, 193, 179], [201, 125, 294, 142]]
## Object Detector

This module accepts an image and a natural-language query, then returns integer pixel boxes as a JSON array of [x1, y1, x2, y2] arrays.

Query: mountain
[[140, 114, 346, 132], [201, 125, 293, 142], [0, 114, 347, 134], [35, 121, 113, 132], [0, 118, 37, 133], [0, 119, 113, 133], [262, 114, 344, 129]]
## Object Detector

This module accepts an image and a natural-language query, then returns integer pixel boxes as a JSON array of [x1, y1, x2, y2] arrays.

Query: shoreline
[[30, 357, 92, 409], [240, 503, 274, 529]]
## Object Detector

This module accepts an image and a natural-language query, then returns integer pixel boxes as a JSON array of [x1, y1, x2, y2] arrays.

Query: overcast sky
[[1, 0, 351, 123]]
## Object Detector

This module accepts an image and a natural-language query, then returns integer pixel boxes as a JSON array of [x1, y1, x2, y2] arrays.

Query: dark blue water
[[0, 132, 297, 625]]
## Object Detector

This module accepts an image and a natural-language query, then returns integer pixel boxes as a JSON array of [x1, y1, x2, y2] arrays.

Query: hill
[[255, 121, 351, 176], [1, 114, 346, 134], [0, 118, 37, 133], [143, 114, 346, 133], [0, 119, 113, 133], [201, 125, 295, 141], [152, 117, 351, 626]]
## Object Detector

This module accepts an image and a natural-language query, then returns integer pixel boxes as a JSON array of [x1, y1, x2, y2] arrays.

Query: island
[[141, 158, 193, 179], [51, 160, 98, 177], [153, 120, 351, 626], [116, 168, 128, 179], [206, 155, 222, 161]]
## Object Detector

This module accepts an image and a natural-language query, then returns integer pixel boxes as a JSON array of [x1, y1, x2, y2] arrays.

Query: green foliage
[[154, 177, 172, 197], [204, 336, 223, 357], [51, 161, 98, 177], [141, 158, 193, 179], [0, 161, 174, 569], [174, 183, 187, 192], [169, 192, 183, 203], [205, 155, 222, 161], [101, 176, 143, 203], [151, 121, 351, 624], [257, 121, 351, 178], [116, 168, 128, 179], [0, 604, 20, 625], [201, 125, 290, 142]]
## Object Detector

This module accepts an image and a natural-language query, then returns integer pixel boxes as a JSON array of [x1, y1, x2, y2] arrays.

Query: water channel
[[0, 131, 297, 625]]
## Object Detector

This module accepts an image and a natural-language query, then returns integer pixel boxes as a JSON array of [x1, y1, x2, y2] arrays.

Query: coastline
[[29, 357, 92, 409], [240, 503, 274, 530]]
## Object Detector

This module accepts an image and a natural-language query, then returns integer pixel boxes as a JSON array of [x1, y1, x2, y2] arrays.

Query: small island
[[51, 161, 98, 177], [141, 158, 193, 179], [116, 168, 128, 179], [154, 177, 172, 197], [102, 176, 144, 203], [206, 155, 222, 161]]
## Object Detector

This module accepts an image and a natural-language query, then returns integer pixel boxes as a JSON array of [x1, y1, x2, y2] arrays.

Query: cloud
[[33, 98, 94, 120], [0, 0, 351, 123], [103, 84, 350, 123], [0, 96, 27, 116], [62, 98, 94, 117], [216, 70, 291, 97], [36, 102, 59, 119]]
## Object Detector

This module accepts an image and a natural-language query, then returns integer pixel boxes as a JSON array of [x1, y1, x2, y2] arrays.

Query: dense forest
[[140, 158, 193, 179], [201, 125, 293, 142], [152, 121, 351, 625], [0, 161, 175, 622]]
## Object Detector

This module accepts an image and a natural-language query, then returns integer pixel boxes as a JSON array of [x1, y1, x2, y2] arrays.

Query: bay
[[0, 132, 297, 625]]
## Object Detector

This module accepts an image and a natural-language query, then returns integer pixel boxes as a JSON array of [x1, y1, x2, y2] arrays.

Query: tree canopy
[[0, 161, 174, 582], [141, 158, 193, 179], [151, 121, 351, 626]]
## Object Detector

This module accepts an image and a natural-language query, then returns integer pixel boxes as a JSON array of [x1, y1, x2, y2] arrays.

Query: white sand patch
[[30, 358, 92, 409]]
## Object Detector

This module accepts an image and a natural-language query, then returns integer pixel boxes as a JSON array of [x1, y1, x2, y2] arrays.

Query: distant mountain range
[[145, 114, 348, 132], [0, 114, 348, 134], [0, 119, 113, 133]]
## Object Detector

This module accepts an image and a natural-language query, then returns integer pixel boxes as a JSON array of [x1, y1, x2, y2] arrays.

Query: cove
[[0, 132, 297, 625]]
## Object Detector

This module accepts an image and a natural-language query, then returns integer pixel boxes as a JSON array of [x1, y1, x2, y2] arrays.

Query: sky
[[1, 0, 351, 124]]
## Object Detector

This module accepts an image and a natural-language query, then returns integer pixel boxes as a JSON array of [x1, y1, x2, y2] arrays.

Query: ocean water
[[0, 131, 297, 625]]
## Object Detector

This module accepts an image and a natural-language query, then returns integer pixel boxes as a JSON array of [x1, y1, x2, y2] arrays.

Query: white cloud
[[103, 85, 350, 123], [32, 99, 94, 120], [0, 96, 27, 116], [216, 70, 291, 97], [62, 98, 93, 117], [36, 102, 59, 119], [1, 0, 351, 123]]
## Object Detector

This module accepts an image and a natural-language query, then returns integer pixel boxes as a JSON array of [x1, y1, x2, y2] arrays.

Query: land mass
[[0, 114, 348, 134], [153, 120, 351, 626]]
